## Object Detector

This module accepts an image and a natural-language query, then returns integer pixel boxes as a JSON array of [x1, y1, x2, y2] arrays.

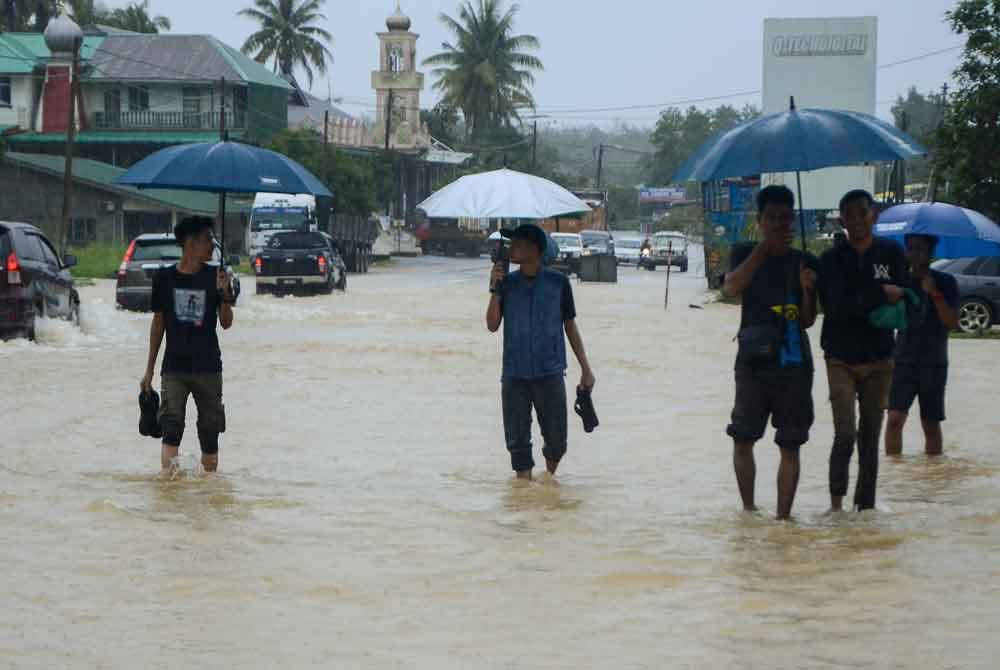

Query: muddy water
[[1, 252, 998, 668]]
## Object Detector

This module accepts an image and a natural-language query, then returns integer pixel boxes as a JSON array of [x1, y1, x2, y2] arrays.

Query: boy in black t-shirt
[[885, 234, 959, 456], [141, 216, 235, 474], [723, 185, 819, 520]]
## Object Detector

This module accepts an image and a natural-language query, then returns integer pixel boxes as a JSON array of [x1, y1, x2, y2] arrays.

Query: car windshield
[[267, 232, 327, 249], [251, 207, 310, 232], [618, 240, 641, 249], [655, 234, 685, 248], [134, 241, 182, 261], [933, 258, 978, 275], [553, 235, 581, 249], [580, 232, 608, 244]]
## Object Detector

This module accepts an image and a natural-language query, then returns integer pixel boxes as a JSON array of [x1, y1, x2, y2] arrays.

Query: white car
[[615, 238, 643, 265], [551, 233, 583, 274]]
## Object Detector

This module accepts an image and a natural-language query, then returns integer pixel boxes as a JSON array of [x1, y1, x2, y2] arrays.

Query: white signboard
[[762, 17, 878, 211]]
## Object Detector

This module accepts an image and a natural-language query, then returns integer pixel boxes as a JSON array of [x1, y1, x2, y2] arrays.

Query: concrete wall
[[0, 75, 34, 127], [0, 161, 118, 244]]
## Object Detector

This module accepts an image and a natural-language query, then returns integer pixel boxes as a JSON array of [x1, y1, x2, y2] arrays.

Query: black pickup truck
[[253, 231, 347, 296]]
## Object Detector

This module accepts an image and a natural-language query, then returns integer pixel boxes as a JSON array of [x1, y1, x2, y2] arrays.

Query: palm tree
[[67, 0, 109, 27], [1, 0, 57, 32], [239, 0, 333, 90], [423, 0, 542, 140], [107, 1, 171, 33]]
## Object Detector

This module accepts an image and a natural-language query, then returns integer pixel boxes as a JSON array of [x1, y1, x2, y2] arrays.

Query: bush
[[68, 244, 126, 280]]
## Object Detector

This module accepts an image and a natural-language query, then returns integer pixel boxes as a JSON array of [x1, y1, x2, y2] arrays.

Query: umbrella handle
[[795, 171, 807, 253]]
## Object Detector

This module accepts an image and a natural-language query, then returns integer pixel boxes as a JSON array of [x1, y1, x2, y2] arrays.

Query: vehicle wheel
[[645, 264, 656, 272], [27, 300, 44, 342], [337, 275, 347, 291], [69, 297, 81, 328], [255, 284, 266, 296], [958, 298, 993, 333], [680, 263, 688, 273]]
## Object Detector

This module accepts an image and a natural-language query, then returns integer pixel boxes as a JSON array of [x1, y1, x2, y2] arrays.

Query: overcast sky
[[136, 0, 962, 126]]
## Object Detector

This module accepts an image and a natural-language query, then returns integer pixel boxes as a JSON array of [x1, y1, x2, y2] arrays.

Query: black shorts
[[889, 364, 947, 422], [726, 367, 814, 449]]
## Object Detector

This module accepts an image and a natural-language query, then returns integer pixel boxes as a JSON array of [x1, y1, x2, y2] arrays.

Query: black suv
[[0, 221, 80, 340]]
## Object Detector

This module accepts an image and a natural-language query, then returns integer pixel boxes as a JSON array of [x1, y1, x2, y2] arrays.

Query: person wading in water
[[885, 234, 959, 456], [723, 185, 819, 520], [141, 216, 235, 474], [486, 224, 596, 480]]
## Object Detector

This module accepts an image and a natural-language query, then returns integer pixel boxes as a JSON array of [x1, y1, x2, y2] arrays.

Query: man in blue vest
[[486, 224, 597, 480]]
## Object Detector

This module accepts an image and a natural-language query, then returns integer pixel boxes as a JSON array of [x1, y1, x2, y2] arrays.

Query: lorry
[[246, 193, 379, 274], [417, 215, 487, 257], [246, 193, 317, 257]]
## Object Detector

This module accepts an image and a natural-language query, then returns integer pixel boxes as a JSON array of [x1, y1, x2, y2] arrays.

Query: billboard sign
[[639, 187, 687, 204], [762, 17, 878, 210]]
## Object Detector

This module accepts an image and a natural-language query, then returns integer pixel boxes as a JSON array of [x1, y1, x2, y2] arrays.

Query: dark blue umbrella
[[671, 99, 928, 249], [875, 202, 1000, 258], [115, 140, 333, 250]]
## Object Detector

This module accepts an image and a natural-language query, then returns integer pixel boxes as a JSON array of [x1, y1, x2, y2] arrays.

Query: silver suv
[[115, 234, 240, 311]]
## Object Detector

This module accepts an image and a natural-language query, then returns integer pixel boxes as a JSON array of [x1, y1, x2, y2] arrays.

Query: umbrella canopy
[[671, 106, 928, 183], [416, 169, 591, 220], [875, 202, 1000, 258], [115, 141, 333, 197]]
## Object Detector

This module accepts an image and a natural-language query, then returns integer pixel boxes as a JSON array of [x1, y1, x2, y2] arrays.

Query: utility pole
[[894, 111, 909, 205], [531, 120, 538, 171], [323, 109, 329, 147], [59, 36, 82, 255], [384, 89, 394, 217], [595, 144, 605, 189]]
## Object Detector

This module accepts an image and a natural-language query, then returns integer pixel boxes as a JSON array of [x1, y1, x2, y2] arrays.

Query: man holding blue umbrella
[[819, 190, 908, 512], [884, 234, 959, 457]]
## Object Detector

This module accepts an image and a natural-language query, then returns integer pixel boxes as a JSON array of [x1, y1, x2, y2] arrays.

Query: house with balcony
[[0, 24, 291, 167]]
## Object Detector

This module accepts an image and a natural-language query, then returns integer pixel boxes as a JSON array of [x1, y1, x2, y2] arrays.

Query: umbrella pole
[[218, 191, 227, 255], [795, 171, 807, 252]]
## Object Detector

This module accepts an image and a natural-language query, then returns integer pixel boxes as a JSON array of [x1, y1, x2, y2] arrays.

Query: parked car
[[639, 231, 689, 272], [580, 229, 615, 257], [253, 231, 346, 295], [615, 238, 643, 265], [932, 256, 1000, 332], [115, 234, 241, 312], [551, 233, 584, 275], [0, 221, 80, 340]]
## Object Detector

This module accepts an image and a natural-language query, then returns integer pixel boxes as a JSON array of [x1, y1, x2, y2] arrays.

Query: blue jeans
[[501, 375, 568, 472]]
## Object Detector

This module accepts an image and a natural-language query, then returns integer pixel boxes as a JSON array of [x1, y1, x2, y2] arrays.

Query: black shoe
[[139, 389, 163, 439], [574, 385, 599, 433]]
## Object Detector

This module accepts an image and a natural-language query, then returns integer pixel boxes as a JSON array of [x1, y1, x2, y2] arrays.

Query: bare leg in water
[[922, 418, 943, 456], [516, 470, 532, 481], [733, 441, 757, 512], [161, 444, 179, 474], [885, 410, 907, 456], [776, 447, 801, 520]]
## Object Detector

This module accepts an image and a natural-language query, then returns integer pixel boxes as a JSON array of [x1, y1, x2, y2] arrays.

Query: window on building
[[128, 85, 150, 112], [104, 88, 122, 124], [182, 87, 202, 125], [0, 77, 11, 107], [71, 219, 97, 245]]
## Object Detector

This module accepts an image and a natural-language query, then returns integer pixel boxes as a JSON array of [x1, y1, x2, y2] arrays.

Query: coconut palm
[[239, 0, 333, 90], [423, 0, 542, 140], [107, 1, 171, 33], [1, 0, 56, 31]]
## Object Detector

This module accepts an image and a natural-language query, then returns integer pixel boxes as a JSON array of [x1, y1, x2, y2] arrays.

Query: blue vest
[[501, 268, 568, 380]]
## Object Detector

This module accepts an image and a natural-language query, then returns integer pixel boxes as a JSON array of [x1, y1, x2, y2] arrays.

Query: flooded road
[[2, 251, 998, 668]]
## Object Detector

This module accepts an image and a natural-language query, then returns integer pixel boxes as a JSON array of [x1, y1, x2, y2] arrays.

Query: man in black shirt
[[141, 216, 235, 474], [885, 234, 959, 456], [818, 190, 907, 512], [724, 185, 819, 520]]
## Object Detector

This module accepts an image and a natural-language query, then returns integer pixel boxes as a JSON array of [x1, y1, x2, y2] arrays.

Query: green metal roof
[[6, 130, 244, 144], [3, 151, 250, 215], [0, 33, 104, 73], [210, 38, 292, 90]]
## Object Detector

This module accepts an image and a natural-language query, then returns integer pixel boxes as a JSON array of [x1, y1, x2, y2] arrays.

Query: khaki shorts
[[158, 372, 226, 448]]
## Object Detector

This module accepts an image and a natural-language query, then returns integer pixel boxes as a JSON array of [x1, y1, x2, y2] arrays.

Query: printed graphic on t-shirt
[[771, 295, 804, 366], [174, 289, 207, 326], [874, 264, 891, 280]]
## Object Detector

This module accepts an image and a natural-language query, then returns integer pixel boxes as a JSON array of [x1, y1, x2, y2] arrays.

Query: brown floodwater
[[2, 251, 998, 668]]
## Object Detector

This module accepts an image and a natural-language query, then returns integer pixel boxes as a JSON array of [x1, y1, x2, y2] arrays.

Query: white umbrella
[[416, 168, 592, 220]]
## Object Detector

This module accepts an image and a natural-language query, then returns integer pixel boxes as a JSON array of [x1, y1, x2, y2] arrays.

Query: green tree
[[607, 185, 639, 228], [67, 0, 108, 26], [2, 0, 57, 31], [890, 86, 948, 185], [935, 0, 1000, 218], [420, 103, 463, 147], [423, 0, 542, 140], [106, 1, 170, 33], [266, 129, 379, 215], [648, 104, 759, 186], [239, 0, 333, 89]]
